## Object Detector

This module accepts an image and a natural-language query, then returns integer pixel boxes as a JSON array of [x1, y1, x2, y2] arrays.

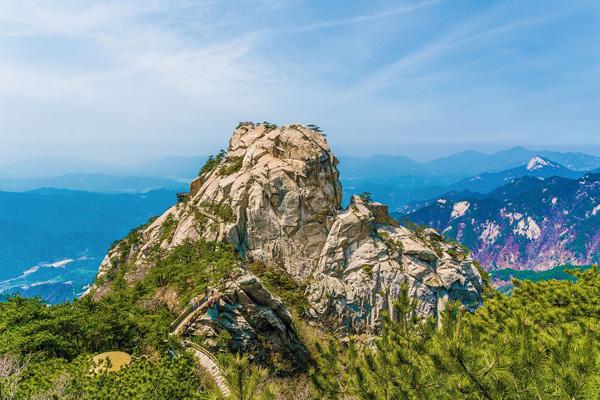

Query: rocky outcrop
[[307, 195, 483, 334], [93, 123, 341, 292], [183, 271, 310, 371], [93, 122, 484, 335]]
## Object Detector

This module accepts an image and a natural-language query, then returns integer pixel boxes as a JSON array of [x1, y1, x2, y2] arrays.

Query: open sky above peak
[[1, 0, 600, 163]]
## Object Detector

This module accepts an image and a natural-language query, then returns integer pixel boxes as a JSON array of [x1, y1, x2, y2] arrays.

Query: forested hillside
[[1, 257, 598, 398]]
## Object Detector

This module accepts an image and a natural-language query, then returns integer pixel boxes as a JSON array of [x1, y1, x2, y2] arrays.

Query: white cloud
[[0, 0, 599, 164]]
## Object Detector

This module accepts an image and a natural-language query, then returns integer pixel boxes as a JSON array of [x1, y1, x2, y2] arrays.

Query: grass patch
[[249, 262, 309, 317]]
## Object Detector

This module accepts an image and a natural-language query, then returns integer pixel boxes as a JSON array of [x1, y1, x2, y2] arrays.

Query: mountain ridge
[[400, 172, 600, 271]]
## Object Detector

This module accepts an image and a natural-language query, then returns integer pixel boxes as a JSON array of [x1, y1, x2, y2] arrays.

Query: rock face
[[186, 271, 310, 371], [307, 195, 483, 333], [94, 122, 341, 290], [94, 122, 484, 334]]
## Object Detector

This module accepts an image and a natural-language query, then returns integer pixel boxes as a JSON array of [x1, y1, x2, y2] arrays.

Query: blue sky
[[1, 0, 599, 163]]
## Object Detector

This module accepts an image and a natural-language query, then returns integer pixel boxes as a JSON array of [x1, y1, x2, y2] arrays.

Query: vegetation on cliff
[[0, 238, 244, 399], [311, 267, 600, 399]]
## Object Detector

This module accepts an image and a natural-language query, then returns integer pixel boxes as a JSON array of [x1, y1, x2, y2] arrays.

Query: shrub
[[198, 150, 226, 177], [200, 200, 236, 223], [358, 192, 372, 203], [218, 156, 243, 176], [159, 215, 178, 243], [176, 192, 190, 203], [306, 124, 322, 133], [311, 268, 600, 399], [249, 262, 309, 317]]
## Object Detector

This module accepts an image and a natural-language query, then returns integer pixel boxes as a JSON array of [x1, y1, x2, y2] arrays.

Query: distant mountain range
[[399, 156, 585, 213], [127, 156, 206, 179], [0, 189, 177, 303], [0, 173, 187, 193], [447, 156, 583, 194], [0, 156, 206, 181], [338, 148, 600, 210], [399, 173, 600, 272], [338, 146, 600, 179]]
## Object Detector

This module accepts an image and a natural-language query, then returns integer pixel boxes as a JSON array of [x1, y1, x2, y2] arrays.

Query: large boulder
[[185, 271, 310, 372]]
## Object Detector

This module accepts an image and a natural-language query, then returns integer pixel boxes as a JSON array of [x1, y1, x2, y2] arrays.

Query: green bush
[[249, 262, 309, 317], [145, 240, 241, 305], [200, 200, 236, 223], [198, 150, 226, 177], [311, 268, 600, 399], [219, 156, 243, 176], [159, 215, 178, 243]]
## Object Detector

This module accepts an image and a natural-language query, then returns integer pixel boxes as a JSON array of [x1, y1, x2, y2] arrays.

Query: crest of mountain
[[446, 156, 582, 194], [339, 147, 600, 181], [427, 147, 600, 174], [400, 173, 600, 272], [424, 148, 524, 176], [92, 123, 484, 337]]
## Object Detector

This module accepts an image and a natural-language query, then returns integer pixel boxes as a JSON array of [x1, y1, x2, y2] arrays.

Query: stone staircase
[[185, 340, 231, 398], [170, 296, 231, 398]]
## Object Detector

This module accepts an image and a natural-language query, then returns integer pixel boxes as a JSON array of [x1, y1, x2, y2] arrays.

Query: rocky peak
[[93, 122, 483, 335], [308, 193, 483, 333], [527, 156, 556, 171]]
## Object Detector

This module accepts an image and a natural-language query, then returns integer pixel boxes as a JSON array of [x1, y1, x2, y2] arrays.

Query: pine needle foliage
[[311, 267, 600, 399]]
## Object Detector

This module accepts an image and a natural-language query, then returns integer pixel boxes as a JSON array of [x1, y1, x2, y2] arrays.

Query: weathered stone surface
[[187, 271, 310, 371], [307, 195, 483, 333], [93, 122, 484, 335], [93, 123, 341, 292]]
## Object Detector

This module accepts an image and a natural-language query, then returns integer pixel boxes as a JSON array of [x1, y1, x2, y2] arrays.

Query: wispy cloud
[[285, 0, 440, 33], [354, 2, 585, 96], [0, 0, 599, 162]]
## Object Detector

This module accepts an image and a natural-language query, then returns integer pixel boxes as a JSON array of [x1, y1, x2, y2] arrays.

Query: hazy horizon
[[3, 141, 600, 169], [2, 1, 600, 164]]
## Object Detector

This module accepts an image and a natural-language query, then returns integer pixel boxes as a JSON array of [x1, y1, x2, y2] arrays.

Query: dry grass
[[92, 351, 132, 373]]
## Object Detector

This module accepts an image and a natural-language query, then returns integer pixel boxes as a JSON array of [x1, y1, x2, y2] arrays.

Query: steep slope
[[308, 195, 483, 333], [401, 174, 600, 271], [92, 123, 483, 335]]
